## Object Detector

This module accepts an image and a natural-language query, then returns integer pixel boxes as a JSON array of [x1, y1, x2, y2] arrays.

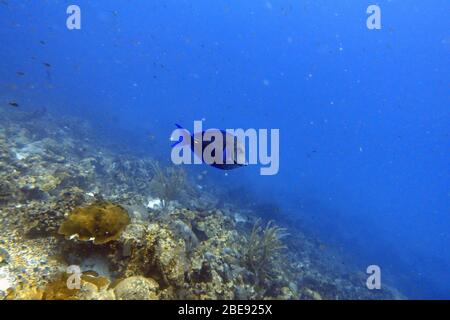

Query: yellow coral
[[40, 175, 60, 192], [113, 276, 159, 300], [58, 201, 130, 244], [7, 273, 112, 300]]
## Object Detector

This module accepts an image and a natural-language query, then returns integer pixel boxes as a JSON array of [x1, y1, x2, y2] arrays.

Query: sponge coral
[[58, 201, 130, 244]]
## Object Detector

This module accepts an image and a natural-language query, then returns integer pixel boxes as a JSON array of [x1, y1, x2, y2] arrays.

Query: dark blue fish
[[171, 124, 246, 170]]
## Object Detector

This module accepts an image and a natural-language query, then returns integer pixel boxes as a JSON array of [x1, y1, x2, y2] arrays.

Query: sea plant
[[149, 162, 191, 209], [243, 219, 288, 287]]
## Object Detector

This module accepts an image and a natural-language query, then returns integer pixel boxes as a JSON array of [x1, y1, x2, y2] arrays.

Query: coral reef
[[0, 248, 9, 266], [114, 276, 159, 300], [243, 219, 288, 289], [6, 272, 114, 300], [0, 108, 404, 300], [58, 201, 130, 245], [120, 222, 187, 289], [149, 162, 193, 209]]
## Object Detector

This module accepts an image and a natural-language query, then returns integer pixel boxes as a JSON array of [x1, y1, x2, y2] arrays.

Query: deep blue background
[[1, 0, 449, 298]]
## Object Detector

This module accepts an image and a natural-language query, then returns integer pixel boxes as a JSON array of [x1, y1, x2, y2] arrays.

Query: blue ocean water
[[0, 0, 449, 299]]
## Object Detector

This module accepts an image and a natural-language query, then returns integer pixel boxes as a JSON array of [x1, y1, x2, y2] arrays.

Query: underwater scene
[[0, 1, 449, 301]]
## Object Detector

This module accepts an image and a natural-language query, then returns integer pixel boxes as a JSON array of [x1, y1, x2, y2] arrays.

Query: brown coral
[[6, 272, 113, 300], [121, 223, 186, 289], [113, 276, 159, 300], [58, 201, 130, 245]]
